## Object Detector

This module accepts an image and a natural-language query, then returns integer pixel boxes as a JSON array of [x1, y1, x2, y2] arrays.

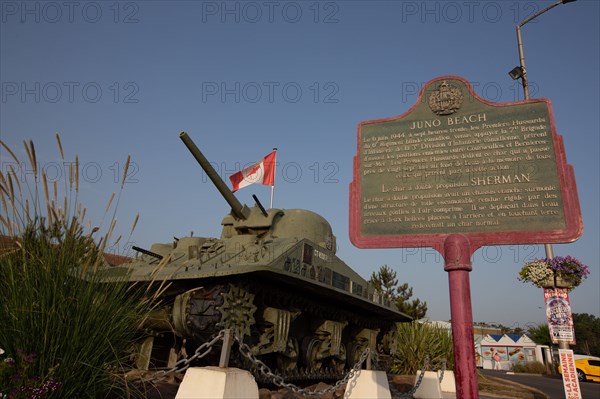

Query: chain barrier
[[236, 333, 370, 397], [438, 358, 446, 383], [146, 329, 448, 398], [402, 356, 429, 397], [370, 350, 380, 370], [396, 357, 447, 397], [150, 330, 225, 382]]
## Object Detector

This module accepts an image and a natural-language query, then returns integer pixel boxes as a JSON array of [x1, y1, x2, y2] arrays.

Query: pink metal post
[[444, 234, 478, 399]]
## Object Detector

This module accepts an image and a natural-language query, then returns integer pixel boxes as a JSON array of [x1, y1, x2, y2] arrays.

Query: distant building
[[0, 235, 131, 266], [103, 252, 132, 266], [475, 334, 538, 370], [422, 320, 552, 370], [473, 324, 503, 338]]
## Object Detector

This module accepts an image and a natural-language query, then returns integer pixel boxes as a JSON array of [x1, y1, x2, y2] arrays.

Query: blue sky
[[1, 0, 598, 328]]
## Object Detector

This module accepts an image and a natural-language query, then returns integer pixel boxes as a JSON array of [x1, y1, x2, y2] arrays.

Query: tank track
[[166, 275, 397, 380]]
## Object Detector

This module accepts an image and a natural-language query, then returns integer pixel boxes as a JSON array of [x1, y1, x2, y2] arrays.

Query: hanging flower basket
[[518, 256, 590, 290], [538, 273, 574, 289]]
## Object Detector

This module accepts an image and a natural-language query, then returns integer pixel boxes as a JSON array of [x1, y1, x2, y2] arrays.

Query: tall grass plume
[[0, 135, 156, 398]]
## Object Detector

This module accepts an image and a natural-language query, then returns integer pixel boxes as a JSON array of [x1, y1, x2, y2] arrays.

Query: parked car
[[559, 357, 600, 382]]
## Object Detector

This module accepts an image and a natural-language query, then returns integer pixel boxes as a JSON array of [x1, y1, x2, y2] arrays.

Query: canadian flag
[[229, 150, 277, 192]]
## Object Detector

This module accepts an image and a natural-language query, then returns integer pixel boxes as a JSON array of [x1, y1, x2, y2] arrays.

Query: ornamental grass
[[391, 321, 454, 375], [0, 136, 159, 398]]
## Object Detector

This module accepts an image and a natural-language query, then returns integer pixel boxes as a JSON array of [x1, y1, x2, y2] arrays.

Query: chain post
[[219, 329, 233, 368], [366, 348, 372, 370]]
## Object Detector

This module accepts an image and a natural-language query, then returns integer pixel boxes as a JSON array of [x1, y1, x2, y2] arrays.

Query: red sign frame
[[349, 76, 583, 253]]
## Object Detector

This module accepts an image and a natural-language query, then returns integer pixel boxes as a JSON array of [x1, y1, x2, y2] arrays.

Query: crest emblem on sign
[[428, 81, 463, 115]]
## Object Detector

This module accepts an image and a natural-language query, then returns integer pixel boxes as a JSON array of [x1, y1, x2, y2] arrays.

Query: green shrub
[[391, 322, 454, 375], [525, 361, 546, 374], [526, 361, 546, 374], [512, 363, 528, 373], [511, 361, 546, 374], [0, 137, 155, 398]]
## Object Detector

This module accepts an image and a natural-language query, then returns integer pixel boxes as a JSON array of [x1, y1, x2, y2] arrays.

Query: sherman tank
[[97, 132, 411, 376]]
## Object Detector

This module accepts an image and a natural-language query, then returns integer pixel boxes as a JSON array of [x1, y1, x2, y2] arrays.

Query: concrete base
[[413, 370, 443, 399], [438, 370, 456, 393], [344, 370, 391, 399], [175, 367, 259, 399]]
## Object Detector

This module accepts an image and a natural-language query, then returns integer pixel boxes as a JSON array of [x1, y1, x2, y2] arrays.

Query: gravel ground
[[110, 373, 420, 399], [110, 371, 535, 398]]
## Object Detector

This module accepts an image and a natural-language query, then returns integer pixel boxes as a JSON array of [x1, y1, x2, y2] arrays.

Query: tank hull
[[101, 236, 410, 375]]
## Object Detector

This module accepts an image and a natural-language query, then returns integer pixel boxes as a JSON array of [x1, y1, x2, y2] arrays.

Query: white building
[[475, 334, 540, 370], [422, 321, 552, 370]]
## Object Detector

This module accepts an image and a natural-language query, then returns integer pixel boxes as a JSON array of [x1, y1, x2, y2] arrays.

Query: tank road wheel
[[217, 284, 257, 341], [346, 328, 379, 369], [276, 338, 299, 372], [330, 343, 347, 373], [302, 337, 324, 371], [347, 341, 363, 369], [302, 338, 346, 373], [380, 328, 398, 355]]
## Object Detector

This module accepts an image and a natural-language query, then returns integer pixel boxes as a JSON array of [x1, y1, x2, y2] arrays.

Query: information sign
[[350, 76, 582, 250]]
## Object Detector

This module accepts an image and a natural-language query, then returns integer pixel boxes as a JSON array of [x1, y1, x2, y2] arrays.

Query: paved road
[[481, 369, 600, 399]]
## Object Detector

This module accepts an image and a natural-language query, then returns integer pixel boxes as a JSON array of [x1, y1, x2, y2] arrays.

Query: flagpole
[[270, 148, 277, 209]]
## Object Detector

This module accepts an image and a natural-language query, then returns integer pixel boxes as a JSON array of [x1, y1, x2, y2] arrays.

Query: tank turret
[[96, 133, 411, 376], [181, 131, 336, 253]]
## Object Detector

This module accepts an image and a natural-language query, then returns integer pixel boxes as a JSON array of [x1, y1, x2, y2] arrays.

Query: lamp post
[[508, 0, 577, 288], [509, 6, 581, 396], [509, 0, 577, 100]]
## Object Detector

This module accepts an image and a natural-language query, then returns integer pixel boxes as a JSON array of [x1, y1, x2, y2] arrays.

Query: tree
[[369, 265, 428, 319], [526, 324, 552, 346], [572, 313, 600, 356], [526, 314, 600, 357], [369, 264, 398, 302]]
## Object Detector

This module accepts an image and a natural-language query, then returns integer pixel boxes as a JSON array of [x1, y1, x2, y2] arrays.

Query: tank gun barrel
[[179, 132, 249, 220], [132, 245, 163, 260]]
